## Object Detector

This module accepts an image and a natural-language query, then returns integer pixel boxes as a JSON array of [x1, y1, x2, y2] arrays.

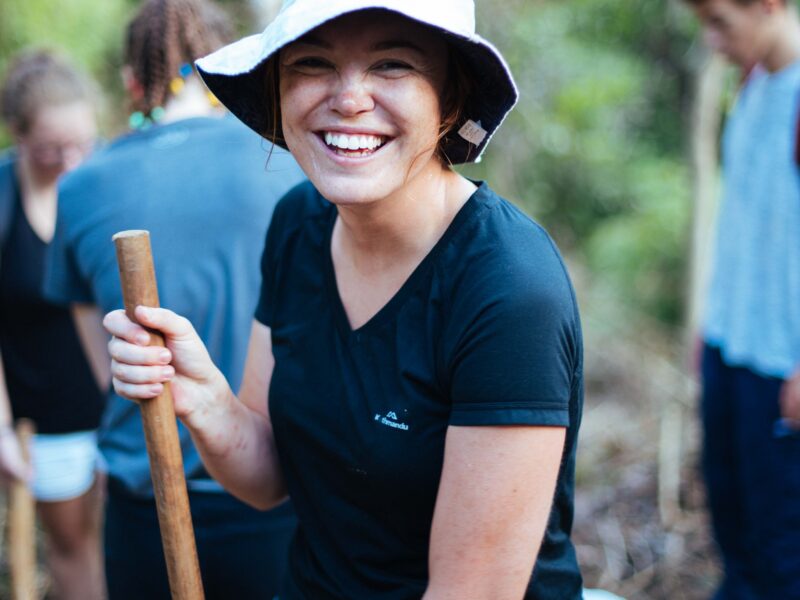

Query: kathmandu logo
[[374, 410, 410, 431]]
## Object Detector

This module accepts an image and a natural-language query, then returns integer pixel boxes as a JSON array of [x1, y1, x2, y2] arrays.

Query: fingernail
[[150, 384, 163, 395], [136, 333, 150, 345], [162, 367, 174, 379], [159, 350, 171, 363]]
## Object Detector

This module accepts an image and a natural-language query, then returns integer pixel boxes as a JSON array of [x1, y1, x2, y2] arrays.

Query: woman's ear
[[121, 66, 144, 101]]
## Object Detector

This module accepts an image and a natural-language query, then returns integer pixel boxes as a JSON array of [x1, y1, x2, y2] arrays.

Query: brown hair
[[436, 45, 473, 165], [261, 43, 474, 165], [125, 0, 234, 116], [0, 49, 95, 135]]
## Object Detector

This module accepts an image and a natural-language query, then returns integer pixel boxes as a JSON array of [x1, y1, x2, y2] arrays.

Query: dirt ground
[[574, 312, 722, 600]]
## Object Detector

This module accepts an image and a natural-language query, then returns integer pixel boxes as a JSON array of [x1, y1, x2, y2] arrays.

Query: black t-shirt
[[0, 155, 104, 433], [257, 181, 583, 599]]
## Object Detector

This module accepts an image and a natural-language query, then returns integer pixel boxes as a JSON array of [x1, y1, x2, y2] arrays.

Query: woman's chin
[[313, 178, 396, 207]]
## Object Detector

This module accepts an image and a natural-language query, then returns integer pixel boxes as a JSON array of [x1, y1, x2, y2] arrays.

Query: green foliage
[[462, 0, 699, 326], [0, 0, 131, 75], [0, 0, 134, 145]]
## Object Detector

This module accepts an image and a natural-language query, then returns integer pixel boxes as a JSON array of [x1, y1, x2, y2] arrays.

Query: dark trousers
[[104, 480, 297, 600], [701, 344, 800, 600]]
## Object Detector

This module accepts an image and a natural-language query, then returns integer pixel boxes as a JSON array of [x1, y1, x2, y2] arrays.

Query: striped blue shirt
[[704, 60, 800, 378]]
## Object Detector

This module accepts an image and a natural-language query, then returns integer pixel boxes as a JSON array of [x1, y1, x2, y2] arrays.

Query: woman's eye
[[375, 61, 413, 72], [292, 58, 333, 70]]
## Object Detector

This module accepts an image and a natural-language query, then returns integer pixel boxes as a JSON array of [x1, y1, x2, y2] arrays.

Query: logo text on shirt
[[374, 410, 409, 431]]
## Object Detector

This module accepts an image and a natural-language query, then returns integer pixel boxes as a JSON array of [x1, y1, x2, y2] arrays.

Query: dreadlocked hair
[[125, 0, 234, 116]]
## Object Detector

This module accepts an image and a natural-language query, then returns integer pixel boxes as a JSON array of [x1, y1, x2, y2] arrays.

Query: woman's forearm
[[0, 348, 14, 427], [185, 382, 287, 510]]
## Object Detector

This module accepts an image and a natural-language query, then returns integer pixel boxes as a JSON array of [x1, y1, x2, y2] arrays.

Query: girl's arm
[[104, 308, 287, 509], [71, 303, 111, 391], [423, 424, 566, 600]]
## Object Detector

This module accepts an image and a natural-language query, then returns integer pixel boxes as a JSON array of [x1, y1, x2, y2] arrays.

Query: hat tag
[[458, 119, 487, 146]]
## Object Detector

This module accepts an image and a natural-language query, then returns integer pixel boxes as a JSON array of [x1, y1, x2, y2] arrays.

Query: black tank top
[[0, 173, 105, 433]]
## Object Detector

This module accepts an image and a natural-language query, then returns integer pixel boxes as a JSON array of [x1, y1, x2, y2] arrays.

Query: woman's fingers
[[112, 377, 164, 400], [104, 309, 151, 344], [134, 306, 196, 342], [111, 360, 174, 384], [104, 306, 215, 404], [108, 337, 171, 366], [103, 306, 193, 345]]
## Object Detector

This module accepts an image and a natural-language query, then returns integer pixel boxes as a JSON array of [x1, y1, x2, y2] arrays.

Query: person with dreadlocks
[[43, 0, 304, 598], [0, 48, 103, 600]]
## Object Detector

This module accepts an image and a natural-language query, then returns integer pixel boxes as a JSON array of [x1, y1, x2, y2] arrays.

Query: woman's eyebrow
[[292, 35, 331, 49], [371, 39, 426, 55]]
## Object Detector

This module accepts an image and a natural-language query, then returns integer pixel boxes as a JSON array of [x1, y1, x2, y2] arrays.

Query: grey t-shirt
[[44, 115, 305, 496]]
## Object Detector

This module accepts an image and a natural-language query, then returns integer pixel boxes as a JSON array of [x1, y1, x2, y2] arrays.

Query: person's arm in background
[[423, 425, 565, 600], [0, 349, 31, 484], [779, 368, 800, 429], [71, 304, 111, 392]]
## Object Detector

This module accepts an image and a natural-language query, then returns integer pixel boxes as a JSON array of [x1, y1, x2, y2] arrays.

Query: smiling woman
[[104, 1, 586, 599]]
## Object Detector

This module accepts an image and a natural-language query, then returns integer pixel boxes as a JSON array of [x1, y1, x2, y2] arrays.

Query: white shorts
[[29, 430, 101, 502]]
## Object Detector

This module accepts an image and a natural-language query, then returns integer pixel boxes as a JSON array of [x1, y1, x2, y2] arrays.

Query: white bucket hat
[[195, 0, 518, 164]]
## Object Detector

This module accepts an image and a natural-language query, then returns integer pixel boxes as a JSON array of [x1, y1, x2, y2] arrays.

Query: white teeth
[[323, 132, 384, 152]]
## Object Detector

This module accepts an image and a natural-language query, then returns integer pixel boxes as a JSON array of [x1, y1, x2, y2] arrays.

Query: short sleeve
[[253, 181, 317, 327], [42, 191, 93, 305], [446, 245, 580, 428], [254, 216, 280, 327]]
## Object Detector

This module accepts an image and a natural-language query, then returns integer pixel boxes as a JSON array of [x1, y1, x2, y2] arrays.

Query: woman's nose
[[330, 71, 375, 116]]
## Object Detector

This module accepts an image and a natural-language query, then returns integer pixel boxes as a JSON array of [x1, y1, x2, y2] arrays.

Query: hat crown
[[277, 0, 475, 37]]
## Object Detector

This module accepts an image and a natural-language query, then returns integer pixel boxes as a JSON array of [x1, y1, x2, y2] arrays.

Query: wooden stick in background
[[9, 418, 37, 600], [112, 230, 204, 600]]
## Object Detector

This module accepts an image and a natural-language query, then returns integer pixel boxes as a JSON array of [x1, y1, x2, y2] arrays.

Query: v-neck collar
[[323, 182, 489, 340]]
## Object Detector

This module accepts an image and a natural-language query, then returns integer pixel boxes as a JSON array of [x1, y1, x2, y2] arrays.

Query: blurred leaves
[[463, 0, 698, 327]]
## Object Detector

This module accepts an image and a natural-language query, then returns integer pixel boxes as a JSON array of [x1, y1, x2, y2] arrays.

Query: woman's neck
[[159, 76, 223, 124], [333, 163, 477, 268], [15, 156, 58, 242]]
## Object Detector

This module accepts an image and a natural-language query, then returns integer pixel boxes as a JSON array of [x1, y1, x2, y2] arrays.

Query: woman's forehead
[[26, 101, 95, 139], [292, 10, 447, 53]]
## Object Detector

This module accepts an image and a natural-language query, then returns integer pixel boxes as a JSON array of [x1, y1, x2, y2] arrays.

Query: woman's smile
[[318, 130, 390, 159]]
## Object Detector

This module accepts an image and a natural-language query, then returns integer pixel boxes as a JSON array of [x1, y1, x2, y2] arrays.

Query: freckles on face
[[275, 11, 450, 204]]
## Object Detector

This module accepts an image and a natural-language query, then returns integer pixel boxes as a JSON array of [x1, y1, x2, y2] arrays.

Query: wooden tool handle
[[8, 419, 37, 600], [113, 230, 204, 600]]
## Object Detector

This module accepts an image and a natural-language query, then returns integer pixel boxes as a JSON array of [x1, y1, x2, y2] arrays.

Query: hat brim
[[196, 5, 517, 165]]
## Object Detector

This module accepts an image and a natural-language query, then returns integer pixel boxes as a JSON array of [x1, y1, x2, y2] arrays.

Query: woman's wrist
[[181, 368, 234, 437]]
